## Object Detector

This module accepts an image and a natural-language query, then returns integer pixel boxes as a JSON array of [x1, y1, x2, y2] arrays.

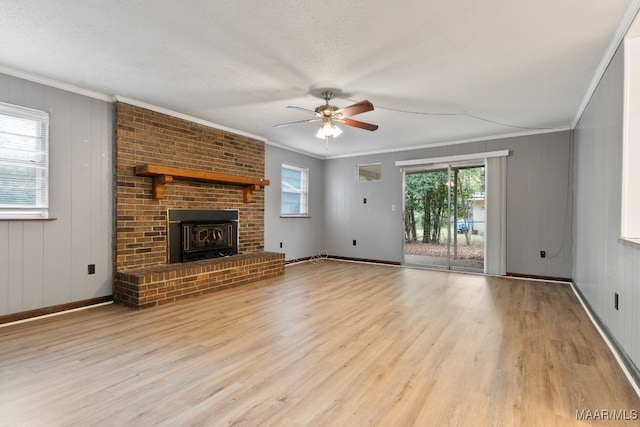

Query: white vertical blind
[[0, 102, 49, 219], [484, 156, 507, 275]]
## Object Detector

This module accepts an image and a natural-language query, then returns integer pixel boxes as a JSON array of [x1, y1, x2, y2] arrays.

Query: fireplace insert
[[168, 209, 238, 263]]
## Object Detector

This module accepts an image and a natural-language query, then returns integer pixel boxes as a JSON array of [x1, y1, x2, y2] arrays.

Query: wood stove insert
[[168, 209, 238, 263]]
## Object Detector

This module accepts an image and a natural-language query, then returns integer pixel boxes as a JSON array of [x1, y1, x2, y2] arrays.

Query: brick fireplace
[[113, 103, 283, 309]]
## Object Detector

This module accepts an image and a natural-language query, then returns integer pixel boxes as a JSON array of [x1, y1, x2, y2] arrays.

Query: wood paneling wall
[[0, 74, 113, 316], [316, 132, 573, 277], [264, 145, 325, 261], [574, 44, 640, 370]]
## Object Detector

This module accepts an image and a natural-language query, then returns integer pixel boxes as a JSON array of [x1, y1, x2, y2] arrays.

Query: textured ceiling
[[0, 1, 638, 158]]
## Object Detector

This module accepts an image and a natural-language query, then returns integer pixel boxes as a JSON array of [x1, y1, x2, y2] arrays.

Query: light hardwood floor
[[1, 260, 638, 426]]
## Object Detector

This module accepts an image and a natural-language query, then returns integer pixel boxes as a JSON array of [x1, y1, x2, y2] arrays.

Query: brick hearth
[[114, 252, 284, 309]]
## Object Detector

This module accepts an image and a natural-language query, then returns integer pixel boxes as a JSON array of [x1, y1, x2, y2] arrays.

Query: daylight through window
[[0, 102, 49, 219], [281, 164, 308, 216]]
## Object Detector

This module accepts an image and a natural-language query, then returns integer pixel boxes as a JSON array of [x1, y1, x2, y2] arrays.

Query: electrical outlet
[[279, 242, 283, 248], [88, 264, 96, 275], [353, 240, 357, 246], [615, 292, 619, 311], [363, 198, 367, 204], [540, 250, 546, 258]]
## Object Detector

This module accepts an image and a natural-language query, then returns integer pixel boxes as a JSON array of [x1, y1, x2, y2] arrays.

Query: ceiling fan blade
[[273, 117, 322, 128], [339, 118, 379, 131], [335, 100, 374, 118], [286, 105, 321, 116]]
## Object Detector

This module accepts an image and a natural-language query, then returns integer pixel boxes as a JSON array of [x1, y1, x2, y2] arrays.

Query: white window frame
[[0, 102, 50, 219], [281, 163, 309, 217], [622, 25, 640, 240]]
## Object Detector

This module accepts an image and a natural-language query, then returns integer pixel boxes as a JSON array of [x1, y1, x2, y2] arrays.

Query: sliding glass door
[[403, 163, 485, 272]]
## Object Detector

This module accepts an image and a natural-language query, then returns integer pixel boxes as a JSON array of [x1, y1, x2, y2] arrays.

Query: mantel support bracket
[[243, 184, 261, 203], [153, 175, 174, 200]]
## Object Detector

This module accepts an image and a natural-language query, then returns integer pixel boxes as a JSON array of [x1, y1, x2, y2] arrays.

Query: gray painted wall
[[264, 145, 325, 261], [0, 73, 574, 316], [574, 45, 640, 369], [323, 154, 405, 262], [0, 74, 113, 316], [317, 132, 573, 277]]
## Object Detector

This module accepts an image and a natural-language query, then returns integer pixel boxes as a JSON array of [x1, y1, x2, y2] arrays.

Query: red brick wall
[[115, 102, 266, 271]]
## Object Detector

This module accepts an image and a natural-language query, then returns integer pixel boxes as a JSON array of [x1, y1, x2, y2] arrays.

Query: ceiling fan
[[274, 90, 378, 148]]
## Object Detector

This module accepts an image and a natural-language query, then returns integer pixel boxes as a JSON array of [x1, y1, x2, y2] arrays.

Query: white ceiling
[[0, 1, 638, 158]]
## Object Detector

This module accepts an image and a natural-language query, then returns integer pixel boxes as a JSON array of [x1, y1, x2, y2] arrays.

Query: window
[[357, 163, 382, 181], [0, 102, 49, 219], [281, 163, 308, 216], [622, 19, 640, 239]]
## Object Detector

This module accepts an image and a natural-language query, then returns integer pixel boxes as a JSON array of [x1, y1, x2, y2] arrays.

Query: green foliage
[[404, 167, 484, 244], [405, 171, 448, 243]]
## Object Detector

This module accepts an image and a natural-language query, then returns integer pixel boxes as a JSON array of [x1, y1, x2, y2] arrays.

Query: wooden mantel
[[135, 164, 270, 202]]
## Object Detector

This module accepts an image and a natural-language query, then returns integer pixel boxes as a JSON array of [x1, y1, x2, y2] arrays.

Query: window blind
[[0, 102, 49, 219]]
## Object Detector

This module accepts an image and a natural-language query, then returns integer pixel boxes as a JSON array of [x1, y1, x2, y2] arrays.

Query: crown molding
[[573, 0, 640, 128], [322, 126, 572, 160], [263, 139, 324, 159], [0, 67, 271, 144], [0, 65, 112, 102], [0, 66, 577, 161], [111, 95, 267, 143]]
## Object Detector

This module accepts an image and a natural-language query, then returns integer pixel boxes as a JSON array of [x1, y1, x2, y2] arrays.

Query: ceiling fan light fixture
[[315, 120, 341, 139], [315, 123, 330, 139]]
